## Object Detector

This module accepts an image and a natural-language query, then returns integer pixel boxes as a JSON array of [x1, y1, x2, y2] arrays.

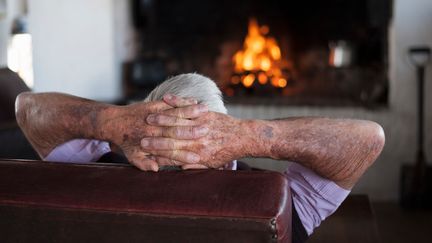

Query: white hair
[[144, 73, 227, 114]]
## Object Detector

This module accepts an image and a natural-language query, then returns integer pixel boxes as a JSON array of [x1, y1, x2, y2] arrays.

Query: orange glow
[[271, 77, 279, 87], [231, 76, 240, 84], [259, 56, 271, 71], [260, 25, 269, 35], [242, 74, 255, 88], [258, 73, 268, 84], [233, 18, 287, 88], [266, 38, 281, 60], [278, 78, 287, 88]]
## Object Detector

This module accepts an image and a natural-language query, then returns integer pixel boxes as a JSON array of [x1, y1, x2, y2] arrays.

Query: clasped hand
[[111, 94, 245, 171]]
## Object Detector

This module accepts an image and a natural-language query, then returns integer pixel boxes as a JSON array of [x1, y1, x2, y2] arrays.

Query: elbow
[[362, 121, 385, 167], [374, 122, 385, 149], [334, 120, 385, 189], [15, 92, 33, 128], [370, 121, 385, 154]]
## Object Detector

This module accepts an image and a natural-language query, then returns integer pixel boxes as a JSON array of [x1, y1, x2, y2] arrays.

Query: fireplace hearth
[[127, 0, 392, 106]]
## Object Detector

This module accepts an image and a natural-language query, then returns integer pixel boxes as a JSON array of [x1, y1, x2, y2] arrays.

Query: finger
[[154, 156, 185, 166], [130, 159, 159, 172], [141, 137, 192, 150], [128, 152, 159, 172], [147, 114, 196, 126], [161, 104, 208, 119], [161, 126, 208, 139], [146, 150, 200, 164], [144, 100, 173, 113], [182, 164, 209, 170], [163, 94, 197, 107], [147, 125, 208, 139]]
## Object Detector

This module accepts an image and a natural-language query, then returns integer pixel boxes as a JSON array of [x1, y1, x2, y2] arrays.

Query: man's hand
[[100, 94, 209, 171], [140, 111, 250, 169]]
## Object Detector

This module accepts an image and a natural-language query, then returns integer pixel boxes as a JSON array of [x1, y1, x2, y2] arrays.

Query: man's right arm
[[15, 92, 116, 158], [15, 92, 208, 171]]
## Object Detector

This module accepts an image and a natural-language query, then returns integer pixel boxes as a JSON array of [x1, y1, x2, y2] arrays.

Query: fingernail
[[152, 164, 159, 172], [147, 114, 156, 123], [141, 139, 150, 147], [165, 94, 173, 100], [188, 154, 200, 163]]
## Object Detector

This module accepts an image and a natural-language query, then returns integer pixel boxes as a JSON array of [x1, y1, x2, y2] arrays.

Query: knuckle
[[191, 126, 200, 137], [173, 116, 181, 125], [187, 126, 195, 135], [147, 127, 160, 136], [163, 127, 173, 138], [175, 128, 184, 138], [192, 126, 207, 137], [168, 140, 175, 149], [164, 115, 175, 124], [146, 101, 162, 111], [177, 110, 185, 119]]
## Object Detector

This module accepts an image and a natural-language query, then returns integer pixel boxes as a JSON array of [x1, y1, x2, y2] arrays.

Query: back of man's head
[[144, 73, 227, 114]]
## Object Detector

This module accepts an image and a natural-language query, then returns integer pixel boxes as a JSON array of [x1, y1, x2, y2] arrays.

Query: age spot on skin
[[263, 125, 274, 139], [123, 134, 129, 142]]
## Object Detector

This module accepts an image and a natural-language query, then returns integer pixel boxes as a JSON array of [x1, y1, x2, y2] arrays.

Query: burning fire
[[232, 18, 288, 89]]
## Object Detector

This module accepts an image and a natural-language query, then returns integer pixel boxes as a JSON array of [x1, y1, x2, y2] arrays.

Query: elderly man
[[15, 73, 385, 243]]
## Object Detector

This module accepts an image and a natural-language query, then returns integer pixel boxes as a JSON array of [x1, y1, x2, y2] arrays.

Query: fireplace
[[228, 18, 293, 96], [126, 0, 392, 106]]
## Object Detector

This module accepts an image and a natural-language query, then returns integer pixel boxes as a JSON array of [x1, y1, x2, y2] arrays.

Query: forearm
[[15, 92, 116, 158], [243, 117, 385, 189]]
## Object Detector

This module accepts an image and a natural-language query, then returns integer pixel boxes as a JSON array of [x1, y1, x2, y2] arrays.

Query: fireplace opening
[[126, 0, 392, 107], [227, 18, 295, 97]]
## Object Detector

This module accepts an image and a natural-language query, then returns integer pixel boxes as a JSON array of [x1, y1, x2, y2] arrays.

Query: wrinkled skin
[[99, 95, 210, 171], [15, 92, 209, 172], [141, 96, 385, 189], [142, 111, 246, 169], [16, 92, 385, 189]]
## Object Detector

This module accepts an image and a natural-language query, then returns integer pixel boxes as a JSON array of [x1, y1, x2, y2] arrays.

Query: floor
[[373, 202, 432, 243]]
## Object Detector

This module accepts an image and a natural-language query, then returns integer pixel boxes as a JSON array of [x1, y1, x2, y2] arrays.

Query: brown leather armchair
[[0, 159, 292, 243]]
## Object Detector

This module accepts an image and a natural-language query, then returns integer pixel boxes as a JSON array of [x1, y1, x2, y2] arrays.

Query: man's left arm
[[140, 112, 385, 189]]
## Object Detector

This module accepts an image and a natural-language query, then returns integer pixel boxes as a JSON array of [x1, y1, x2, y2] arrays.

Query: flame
[[258, 73, 268, 84], [242, 74, 255, 87], [233, 18, 286, 88]]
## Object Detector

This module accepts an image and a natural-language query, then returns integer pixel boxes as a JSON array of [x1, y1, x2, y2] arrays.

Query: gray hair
[[144, 73, 227, 114]]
